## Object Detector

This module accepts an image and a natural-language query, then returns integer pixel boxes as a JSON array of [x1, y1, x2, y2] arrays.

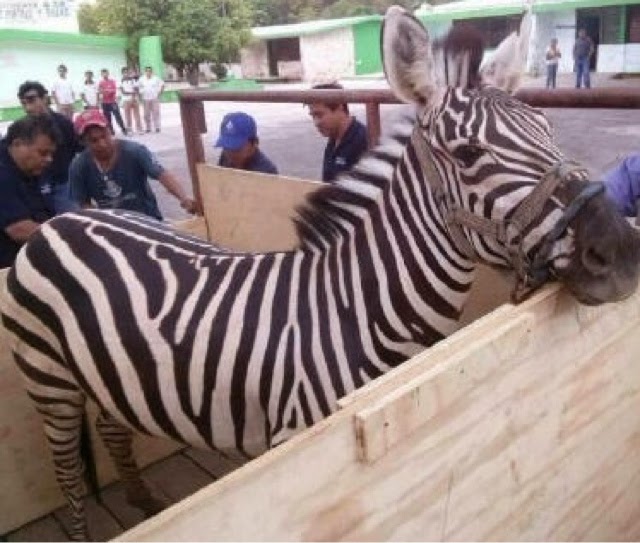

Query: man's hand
[[180, 197, 202, 215]]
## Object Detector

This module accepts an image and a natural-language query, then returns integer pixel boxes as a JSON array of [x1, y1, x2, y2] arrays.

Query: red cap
[[74, 108, 108, 136]]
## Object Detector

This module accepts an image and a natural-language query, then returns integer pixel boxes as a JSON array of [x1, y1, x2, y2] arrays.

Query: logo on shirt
[[103, 178, 123, 199]]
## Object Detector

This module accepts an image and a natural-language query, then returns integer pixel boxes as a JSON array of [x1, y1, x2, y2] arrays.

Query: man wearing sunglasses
[[17, 80, 82, 214]]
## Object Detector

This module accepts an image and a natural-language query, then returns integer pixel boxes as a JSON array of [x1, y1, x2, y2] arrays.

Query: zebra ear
[[382, 6, 442, 108], [479, 9, 532, 93]]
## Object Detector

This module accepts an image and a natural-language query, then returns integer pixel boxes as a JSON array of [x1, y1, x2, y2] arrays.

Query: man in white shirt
[[51, 64, 75, 119], [139, 66, 165, 133], [119, 67, 144, 134], [80, 70, 99, 109]]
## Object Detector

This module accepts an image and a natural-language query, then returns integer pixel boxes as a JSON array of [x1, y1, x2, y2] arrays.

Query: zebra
[[2, 6, 640, 540]]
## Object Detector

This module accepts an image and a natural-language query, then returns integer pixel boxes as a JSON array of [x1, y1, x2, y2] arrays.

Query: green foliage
[[78, 0, 252, 78]]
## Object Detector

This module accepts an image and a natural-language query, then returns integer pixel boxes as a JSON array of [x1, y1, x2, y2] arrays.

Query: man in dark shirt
[[18, 80, 82, 213], [308, 82, 368, 183], [215, 111, 278, 175], [0, 115, 58, 268], [573, 28, 594, 89], [69, 109, 198, 219]]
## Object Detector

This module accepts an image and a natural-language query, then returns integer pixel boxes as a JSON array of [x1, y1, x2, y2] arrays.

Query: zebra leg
[[37, 392, 90, 541], [95, 411, 167, 517]]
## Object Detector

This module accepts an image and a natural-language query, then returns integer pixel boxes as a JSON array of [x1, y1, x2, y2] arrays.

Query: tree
[[77, 0, 252, 84]]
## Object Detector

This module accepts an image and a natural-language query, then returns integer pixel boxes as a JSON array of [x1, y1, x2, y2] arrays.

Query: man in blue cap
[[215, 112, 278, 175]]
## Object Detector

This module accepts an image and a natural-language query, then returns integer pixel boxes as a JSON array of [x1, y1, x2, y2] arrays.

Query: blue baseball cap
[[215, 112, 257, 151]]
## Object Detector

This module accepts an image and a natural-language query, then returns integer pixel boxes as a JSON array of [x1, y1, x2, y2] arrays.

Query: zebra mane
[[432, 22, 485, 90], [294, 114, 414, 246]]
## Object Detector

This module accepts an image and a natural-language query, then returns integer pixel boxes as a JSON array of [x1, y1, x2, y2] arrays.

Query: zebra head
[[382, 6, 640, 305]]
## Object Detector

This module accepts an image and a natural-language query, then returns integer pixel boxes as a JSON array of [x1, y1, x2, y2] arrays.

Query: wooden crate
[[116, 282, 640, 541], [111, 167, 640, 541], [0, 166, 514, 536]]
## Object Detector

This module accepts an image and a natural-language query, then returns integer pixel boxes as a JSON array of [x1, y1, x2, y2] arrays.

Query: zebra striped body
[[3, 7, 639, 539], [3, 118, 473, 460]]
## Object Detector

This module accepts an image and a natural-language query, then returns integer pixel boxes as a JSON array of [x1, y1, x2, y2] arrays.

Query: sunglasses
[[20, 94, 40, 104]]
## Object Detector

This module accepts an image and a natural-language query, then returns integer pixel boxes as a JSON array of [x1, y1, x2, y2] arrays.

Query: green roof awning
[[416, 0, 639, 22], [0, 29, 127, 48]]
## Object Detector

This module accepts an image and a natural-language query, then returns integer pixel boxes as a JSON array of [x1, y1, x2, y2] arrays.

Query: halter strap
[[410, 127, 603, 302]]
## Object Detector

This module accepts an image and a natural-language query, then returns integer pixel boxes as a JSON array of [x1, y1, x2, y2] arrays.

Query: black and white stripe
[[1, 84, 572, 539]]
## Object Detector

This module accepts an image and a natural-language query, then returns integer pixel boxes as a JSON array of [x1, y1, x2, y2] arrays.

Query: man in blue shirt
[[69, 109, 198, 220], [0, 115, 58, 268], [17, 80, 82, 214], [308, 82, 369, 183], [603, 153, 640, 221], [215, 111, 278, 175]]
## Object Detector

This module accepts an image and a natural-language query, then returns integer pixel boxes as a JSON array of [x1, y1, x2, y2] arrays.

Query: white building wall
[[597, 44, 625, 72], [532, 10, 576, 76], [622, 43, 640, 71], [300, 27, 354, 83], [240, 41, 269, 79]]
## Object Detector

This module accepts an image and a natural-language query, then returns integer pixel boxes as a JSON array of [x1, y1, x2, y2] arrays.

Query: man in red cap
[[69, 109, 198, 219]]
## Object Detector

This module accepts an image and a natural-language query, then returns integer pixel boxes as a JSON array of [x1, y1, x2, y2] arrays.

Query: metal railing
[[179, 87, 640, 206]]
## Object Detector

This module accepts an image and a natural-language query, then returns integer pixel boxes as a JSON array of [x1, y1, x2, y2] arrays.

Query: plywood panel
[[117, 285, 640, 541], [197, 164, 322, 252]]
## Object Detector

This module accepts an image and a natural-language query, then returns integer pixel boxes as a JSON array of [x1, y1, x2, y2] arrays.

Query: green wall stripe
[[0, 29, 127, 49]]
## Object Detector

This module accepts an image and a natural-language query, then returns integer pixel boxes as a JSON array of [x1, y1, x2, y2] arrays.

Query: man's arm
[[5, 219, 41, 243], [157, 170, 200, 214]]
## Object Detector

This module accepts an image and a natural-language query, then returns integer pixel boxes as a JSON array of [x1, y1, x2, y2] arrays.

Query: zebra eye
[[453, 143, 485, 167]]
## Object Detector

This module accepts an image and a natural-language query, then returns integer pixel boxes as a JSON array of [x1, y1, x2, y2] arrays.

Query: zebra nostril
[[582, 246, 612, 276]]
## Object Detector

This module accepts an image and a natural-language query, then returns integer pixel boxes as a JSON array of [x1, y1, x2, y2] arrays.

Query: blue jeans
[[575, 57, 591, 88], [546, 64, 558, 89]]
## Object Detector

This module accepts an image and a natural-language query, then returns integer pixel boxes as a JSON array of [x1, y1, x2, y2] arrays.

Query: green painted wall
[[353, 20, 382, 75]]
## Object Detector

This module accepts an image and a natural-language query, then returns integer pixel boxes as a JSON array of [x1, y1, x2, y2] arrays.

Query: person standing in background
[[120, 67, 144, 135], [307, 82, 368, 183], [80, 70, 99, 109], [98, 68, 127, 136], [573, 28, 594, 89], [545, 38, 561, 89], [139, 66, 164, 133], [50, 64, 75, 119]]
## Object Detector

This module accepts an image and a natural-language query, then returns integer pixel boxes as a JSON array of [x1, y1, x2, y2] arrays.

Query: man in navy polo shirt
[[215, 111, 278, 175], [308, 82, 368, 183], [0, 115, 59, 268]]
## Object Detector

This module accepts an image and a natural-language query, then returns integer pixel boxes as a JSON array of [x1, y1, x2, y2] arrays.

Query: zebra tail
[[81, 412, 103, 506]]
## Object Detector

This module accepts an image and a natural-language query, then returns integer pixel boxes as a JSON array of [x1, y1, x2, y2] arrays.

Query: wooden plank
[[354, 311, 535, 463], [116, 285, 640, 541], [99, 479, 169, 532], [183, 448, 245, 480], [171, 216, 209, 241], [197, 164, 322, 252], [54, 495, 122, 542], [141, 454, 215, 504], [5, 516, 68, 542]]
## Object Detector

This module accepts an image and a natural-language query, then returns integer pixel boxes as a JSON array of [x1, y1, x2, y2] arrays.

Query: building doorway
[[576, 10, 600, 70]]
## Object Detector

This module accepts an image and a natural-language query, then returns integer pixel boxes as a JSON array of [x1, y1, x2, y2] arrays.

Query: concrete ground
[[133, 71, 640, 221]]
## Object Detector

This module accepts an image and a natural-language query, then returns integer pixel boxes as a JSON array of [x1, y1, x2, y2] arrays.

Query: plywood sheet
[[117, 285, 640, 541], [197, 164, 322, 252]]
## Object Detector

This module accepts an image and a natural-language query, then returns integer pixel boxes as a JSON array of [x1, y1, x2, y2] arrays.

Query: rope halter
[[410, 128, 605, 303]]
